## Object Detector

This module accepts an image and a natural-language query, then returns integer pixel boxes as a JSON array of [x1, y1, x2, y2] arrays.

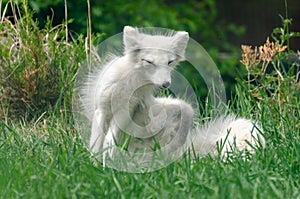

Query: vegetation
[[8, 0, 245, 98], [0, 1, 299, 198], [0, 1, 86, 119]]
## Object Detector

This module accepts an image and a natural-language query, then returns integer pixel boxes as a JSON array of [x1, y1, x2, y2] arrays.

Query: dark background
[[3, 0, 299, 99], [26, 0, 299, 50], [217, 0, 300, 49], [26, 0, 299, 98]]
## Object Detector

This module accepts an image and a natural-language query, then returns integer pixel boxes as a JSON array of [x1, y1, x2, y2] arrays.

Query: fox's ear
[[123, 26, 140, 54], [173, 31, 189, 60]]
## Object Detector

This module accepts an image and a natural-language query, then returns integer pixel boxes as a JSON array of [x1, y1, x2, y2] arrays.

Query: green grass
[[0, 1, 299, 199], [0, 94, 299, 198], [2, 64, 299, 198]]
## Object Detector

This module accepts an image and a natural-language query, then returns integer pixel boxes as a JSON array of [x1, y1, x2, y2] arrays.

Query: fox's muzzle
[[161, 81, 171, 89]]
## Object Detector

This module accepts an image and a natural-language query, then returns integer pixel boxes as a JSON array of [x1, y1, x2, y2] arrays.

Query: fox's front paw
[[102, 130, 115, 166], [147, 104, 167, 134]]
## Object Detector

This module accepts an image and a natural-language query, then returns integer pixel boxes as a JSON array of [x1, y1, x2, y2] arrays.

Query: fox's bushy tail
[[191, 115, 265, 157]]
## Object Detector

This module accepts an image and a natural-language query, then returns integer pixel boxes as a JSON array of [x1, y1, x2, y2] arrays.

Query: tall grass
[[0, 0, 86, 120], [0, 108, 299, 198], [0, 1, 299, 198]]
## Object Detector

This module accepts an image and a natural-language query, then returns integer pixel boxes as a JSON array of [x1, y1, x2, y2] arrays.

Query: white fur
[[191, 115, 265, 158], [80, 26, 265, 164]]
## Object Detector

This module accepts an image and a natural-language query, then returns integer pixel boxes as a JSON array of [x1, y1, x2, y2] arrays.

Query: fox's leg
[[152, 98, 194, 152], [90, 109, 106, 154], [102, 122, 119, 166], [146, 103, 168, 135], [102, 109, 131, 164]]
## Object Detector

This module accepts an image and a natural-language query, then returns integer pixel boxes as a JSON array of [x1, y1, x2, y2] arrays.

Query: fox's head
[[123, 26, 189, 88]]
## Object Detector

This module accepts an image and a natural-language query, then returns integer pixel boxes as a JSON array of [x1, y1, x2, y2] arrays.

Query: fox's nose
[[162, 81, 171, 88]]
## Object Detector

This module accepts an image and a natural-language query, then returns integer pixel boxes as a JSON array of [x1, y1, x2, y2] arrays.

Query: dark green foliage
[[26, 0, 244, 97]]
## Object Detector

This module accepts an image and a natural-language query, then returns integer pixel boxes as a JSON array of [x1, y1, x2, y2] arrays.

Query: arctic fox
[[80, 26, 265, 164]]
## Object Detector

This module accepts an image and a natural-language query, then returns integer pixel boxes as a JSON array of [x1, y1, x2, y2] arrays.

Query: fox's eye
[[168, 60, 175, 65], [142, 59, 154, 65]]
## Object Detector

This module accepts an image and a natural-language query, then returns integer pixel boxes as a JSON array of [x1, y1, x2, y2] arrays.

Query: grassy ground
[[0, 2, 299, 199], [0, 86, 299, 198]]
